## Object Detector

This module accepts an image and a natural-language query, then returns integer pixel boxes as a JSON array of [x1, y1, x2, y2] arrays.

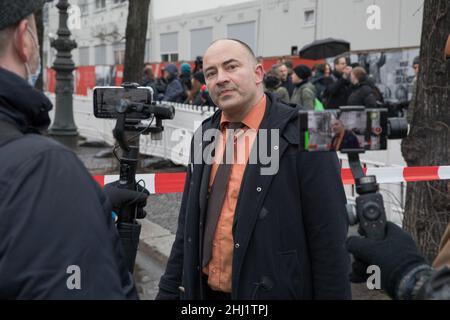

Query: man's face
[[163, 70, 171, 80], [331, 119, 344, 134], [291, 72, 301, 85], [203, 40, 264, 114], [277, 65, 289, 81], [334, 57, 347, 74]]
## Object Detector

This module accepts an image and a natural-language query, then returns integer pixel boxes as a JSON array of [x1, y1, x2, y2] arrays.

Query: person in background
[[311, 63, 334, 103], [154, 66, 168, 97], [193, 56, 203, 73], [187, 71, 215, 106], [141, 64, 158, 97], [290, 65, 317, 110], [275, 63, 294, 98], [322, 55, 352, 109], [162, 63, 186, 102], [347, 67, 379, 108], [406, 56, 420, 124], [180, 62, 193, 92], [263, 71, 290, 103]]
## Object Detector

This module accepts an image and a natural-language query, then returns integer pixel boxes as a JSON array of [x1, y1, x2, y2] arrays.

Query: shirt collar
[[220, 94, 266, 130]]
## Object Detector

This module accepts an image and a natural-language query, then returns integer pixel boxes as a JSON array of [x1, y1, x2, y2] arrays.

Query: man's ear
[[445, 35, 450, 59], [254, 63, 265, 85], [13, 19, 32, 64]]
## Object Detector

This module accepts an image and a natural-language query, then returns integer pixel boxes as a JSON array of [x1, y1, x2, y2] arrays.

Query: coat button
[[256, 187, 262, 192], [188, 237, 192, 243], [274, 145, 279, 150], [235, 243, 240, 249], [197, 265, 200, 271]]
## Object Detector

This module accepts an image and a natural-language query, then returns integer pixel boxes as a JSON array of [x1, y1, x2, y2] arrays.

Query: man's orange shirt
[[203, 94, 266, 293]]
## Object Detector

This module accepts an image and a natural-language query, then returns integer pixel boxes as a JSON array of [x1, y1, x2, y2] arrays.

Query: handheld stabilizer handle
[[346, 153, 387, 240], [112, 99, 142, 273]]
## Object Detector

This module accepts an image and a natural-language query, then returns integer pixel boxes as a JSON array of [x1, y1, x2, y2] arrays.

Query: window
[[161, 53, 179, 63], [94, 45, 107, 65], [95, 0, 106, 10], [79, 0, 89, 16], [160, 32, 179, 63], [190, 27, 213, 60], [227, 21, 256, 54], [304, 9, 315, 26], [78, 47, 90, 66], [113, 42, 125, 65]]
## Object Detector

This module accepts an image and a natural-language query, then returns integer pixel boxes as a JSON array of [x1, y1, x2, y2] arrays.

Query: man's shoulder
[[0, 133, 77, 172]]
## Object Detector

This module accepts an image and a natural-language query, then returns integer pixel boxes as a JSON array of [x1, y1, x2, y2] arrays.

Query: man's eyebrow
[[223, 59, 240, 66], [204, 59, 241, 73]]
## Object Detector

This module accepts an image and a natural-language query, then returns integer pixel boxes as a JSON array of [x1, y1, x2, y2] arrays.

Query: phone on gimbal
[[93, 86, 154, 120], [93, 83, 175, 273], [298, 107, 388, 153], [298, 107, 407, 240]]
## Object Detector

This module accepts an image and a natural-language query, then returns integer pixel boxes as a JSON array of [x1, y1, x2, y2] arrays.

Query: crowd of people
[[144, 53, 418, 116], [141, 56, 214, 107], [265, 55, 396, 111]]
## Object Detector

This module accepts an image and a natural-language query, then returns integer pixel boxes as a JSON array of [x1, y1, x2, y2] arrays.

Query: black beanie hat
[[293, 65, 312, 80]]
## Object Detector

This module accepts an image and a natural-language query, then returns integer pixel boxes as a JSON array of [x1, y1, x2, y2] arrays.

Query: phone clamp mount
[[345, 151, 387, 240], [112, 82, 175, 273]]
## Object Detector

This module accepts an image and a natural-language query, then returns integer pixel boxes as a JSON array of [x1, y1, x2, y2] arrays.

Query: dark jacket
[[163, 76, 186, 103], [281, 76, 295, 98], [158, 93, 351, 300], [0, 67, 137, 299], [311, 74, 334, 102], [323, 71, 352, 109], [290, 81, 317, 110], [347, 80, 379, 108], [331, 130, 361, 151]]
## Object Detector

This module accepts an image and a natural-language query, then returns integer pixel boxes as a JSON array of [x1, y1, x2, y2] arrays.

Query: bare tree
[[401, 0, 450, 262], [123, 0, 151, 83]]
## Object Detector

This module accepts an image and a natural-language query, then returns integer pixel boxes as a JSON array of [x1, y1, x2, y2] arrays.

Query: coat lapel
[[231, 94, 298, 293]]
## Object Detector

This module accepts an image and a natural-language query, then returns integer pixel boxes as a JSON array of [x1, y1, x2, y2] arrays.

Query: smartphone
[[298, 108, 388, 152], [93, 86, 154, 120]]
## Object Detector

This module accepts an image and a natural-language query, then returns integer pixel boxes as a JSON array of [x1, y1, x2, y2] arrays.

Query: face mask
[[24, 26, 41, 87]]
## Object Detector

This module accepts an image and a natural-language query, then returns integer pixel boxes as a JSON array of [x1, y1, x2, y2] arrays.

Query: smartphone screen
[[299, 109, 388, 152], [93, 86, 153, 120]]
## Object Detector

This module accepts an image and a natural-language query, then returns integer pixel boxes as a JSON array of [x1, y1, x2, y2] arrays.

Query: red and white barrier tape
[[93, 166, 450, 194]]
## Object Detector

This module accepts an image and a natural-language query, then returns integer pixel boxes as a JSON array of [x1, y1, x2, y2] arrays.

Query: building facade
[[44, 0, 423, 67]]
